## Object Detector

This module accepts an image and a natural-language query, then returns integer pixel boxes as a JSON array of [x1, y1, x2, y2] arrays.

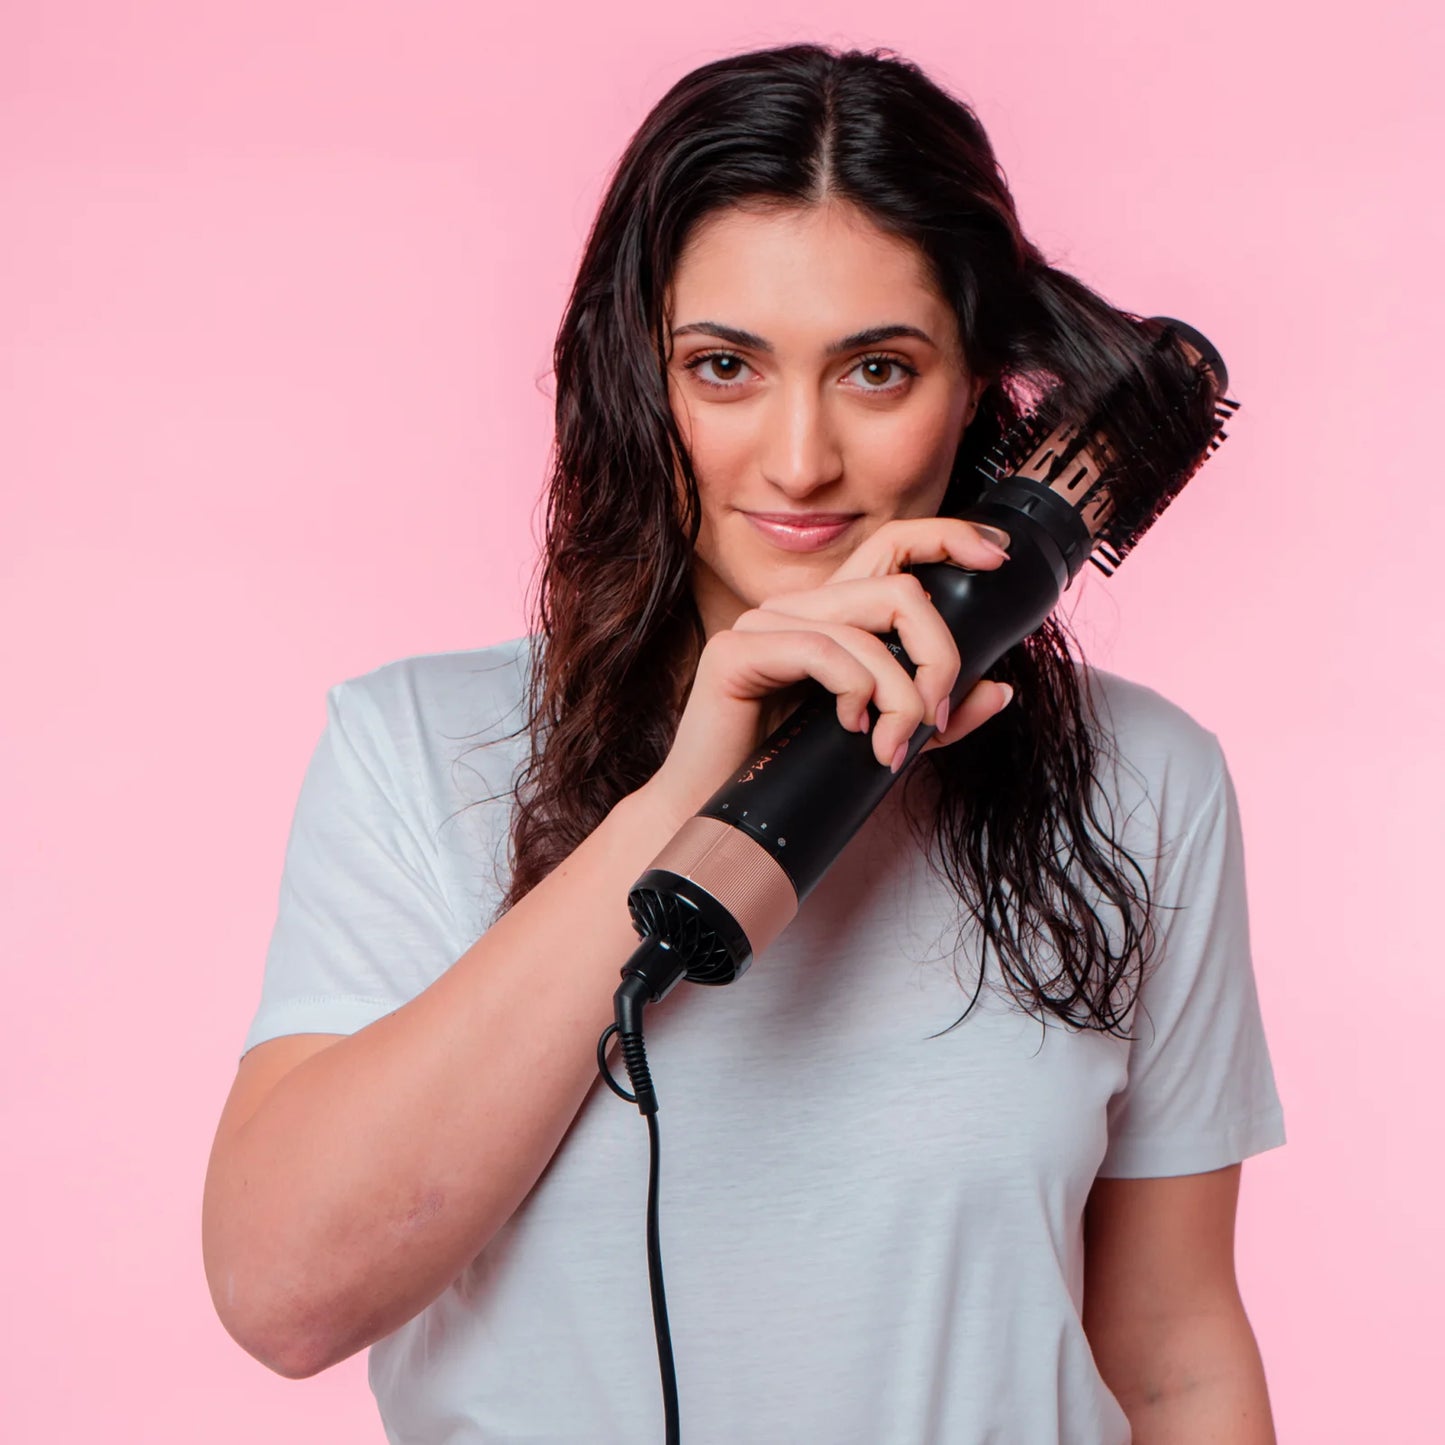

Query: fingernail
[[890, 741, 908, 773], [998, 683, 1014, 709], [974, 524, 1011, 552], [935, 697, 950, 732], [858, 708, 871, 734]]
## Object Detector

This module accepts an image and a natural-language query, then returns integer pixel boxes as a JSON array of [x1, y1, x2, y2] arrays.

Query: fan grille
[[627, 886, 736, 985]]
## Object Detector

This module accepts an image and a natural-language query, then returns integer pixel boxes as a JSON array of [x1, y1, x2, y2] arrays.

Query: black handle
[[696, 511, 1065, 901]]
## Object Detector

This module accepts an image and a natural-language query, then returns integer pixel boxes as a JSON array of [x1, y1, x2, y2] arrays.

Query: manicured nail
[[935, 697, 950, 732], [974, 524, 1011, 552], [857, 708, 871, 734], [890, 741, 908, 773], [997, 683, 1014, 709]]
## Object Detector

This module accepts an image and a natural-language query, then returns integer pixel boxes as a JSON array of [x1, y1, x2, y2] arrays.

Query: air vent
[[627, 887, 734, 985]]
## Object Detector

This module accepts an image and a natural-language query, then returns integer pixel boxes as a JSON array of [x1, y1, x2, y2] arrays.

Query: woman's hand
[[642, 517, 1017, 822]]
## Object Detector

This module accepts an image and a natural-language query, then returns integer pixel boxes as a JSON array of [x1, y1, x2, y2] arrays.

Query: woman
[[203, 43, 1286, 1443]]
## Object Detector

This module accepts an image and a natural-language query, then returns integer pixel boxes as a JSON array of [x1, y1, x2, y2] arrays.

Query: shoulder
[[1082, 667, 1226, 788], [336, 632, 535, 729], [1078, 666, 1230, 873], [326, 632, 538, 801]]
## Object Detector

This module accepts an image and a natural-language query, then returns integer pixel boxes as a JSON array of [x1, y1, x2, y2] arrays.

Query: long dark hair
[[486, 43, 1174, 1035]]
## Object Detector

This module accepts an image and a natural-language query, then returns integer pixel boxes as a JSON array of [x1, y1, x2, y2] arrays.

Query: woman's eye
[[681, 350, 918, 393], [684, 352, 752, 388], [847, 355, 918, 391]]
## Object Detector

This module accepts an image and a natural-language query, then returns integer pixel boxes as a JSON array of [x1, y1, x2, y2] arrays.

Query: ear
[[965, 367, 988, 421], [963, 373, 988, 427]]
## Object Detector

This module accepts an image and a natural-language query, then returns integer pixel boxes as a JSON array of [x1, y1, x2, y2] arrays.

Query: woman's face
[[665, 199, 983, 638]]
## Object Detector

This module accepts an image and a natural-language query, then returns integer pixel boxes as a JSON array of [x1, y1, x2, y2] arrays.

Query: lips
[[742, 512, 860, 553]]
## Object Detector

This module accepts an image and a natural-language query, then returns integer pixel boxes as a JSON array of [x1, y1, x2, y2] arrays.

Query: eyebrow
[[669, 321, 937, 355]]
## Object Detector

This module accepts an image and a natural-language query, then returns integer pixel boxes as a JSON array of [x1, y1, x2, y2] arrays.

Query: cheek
[[670, 396, 755, 524], [848, 402, 966, 504], [682, 406, 753, 488], [667, 393, 737, 576]]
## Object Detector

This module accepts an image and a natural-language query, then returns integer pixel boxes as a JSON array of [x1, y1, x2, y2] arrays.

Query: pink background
[[2, 2, 1439, 1440]]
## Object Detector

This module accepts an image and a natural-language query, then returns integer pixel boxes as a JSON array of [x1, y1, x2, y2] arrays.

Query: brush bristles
[[1088, 393, 1240, 571], [975, 328, 1238, 577]]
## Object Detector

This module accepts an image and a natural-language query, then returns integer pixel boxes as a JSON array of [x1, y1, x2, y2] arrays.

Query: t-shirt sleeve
[[1096, 749, 1287, 1178], [239, 676, 462, 1062]]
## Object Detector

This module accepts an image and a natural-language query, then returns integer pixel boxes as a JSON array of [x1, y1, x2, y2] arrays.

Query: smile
[[742, 513, 859, 552]]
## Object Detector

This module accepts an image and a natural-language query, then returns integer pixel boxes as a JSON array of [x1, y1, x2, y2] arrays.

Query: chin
[[746, 551, 835, 590], [695, 532, 848, 629]]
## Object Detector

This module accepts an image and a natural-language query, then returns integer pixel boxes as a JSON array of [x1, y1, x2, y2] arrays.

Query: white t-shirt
[[242, 633, 1286, 1444]]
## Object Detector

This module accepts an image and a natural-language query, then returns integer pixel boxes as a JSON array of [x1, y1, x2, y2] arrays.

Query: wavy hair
[[485, 43, 1192, 1035]]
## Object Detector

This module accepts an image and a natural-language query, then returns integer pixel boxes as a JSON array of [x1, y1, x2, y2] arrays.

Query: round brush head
[[1145, 316, 1229, 393]]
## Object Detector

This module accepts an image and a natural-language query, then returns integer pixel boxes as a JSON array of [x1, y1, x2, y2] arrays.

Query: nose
[[757, 378, 844, 497]]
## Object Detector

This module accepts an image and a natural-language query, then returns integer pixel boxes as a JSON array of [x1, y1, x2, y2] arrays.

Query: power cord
[[598, 935, 688, 1444]]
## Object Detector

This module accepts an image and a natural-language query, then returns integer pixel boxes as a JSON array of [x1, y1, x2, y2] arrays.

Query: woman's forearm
[[203, 782, 692, 1379]]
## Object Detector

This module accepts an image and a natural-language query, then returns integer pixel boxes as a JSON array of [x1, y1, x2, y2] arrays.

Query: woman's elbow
[[203, 1258, 330, 1379], [202, 1200, 339, 1381]]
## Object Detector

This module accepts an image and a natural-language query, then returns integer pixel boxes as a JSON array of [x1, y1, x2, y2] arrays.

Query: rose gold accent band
[[646, 816, 799, 958]]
